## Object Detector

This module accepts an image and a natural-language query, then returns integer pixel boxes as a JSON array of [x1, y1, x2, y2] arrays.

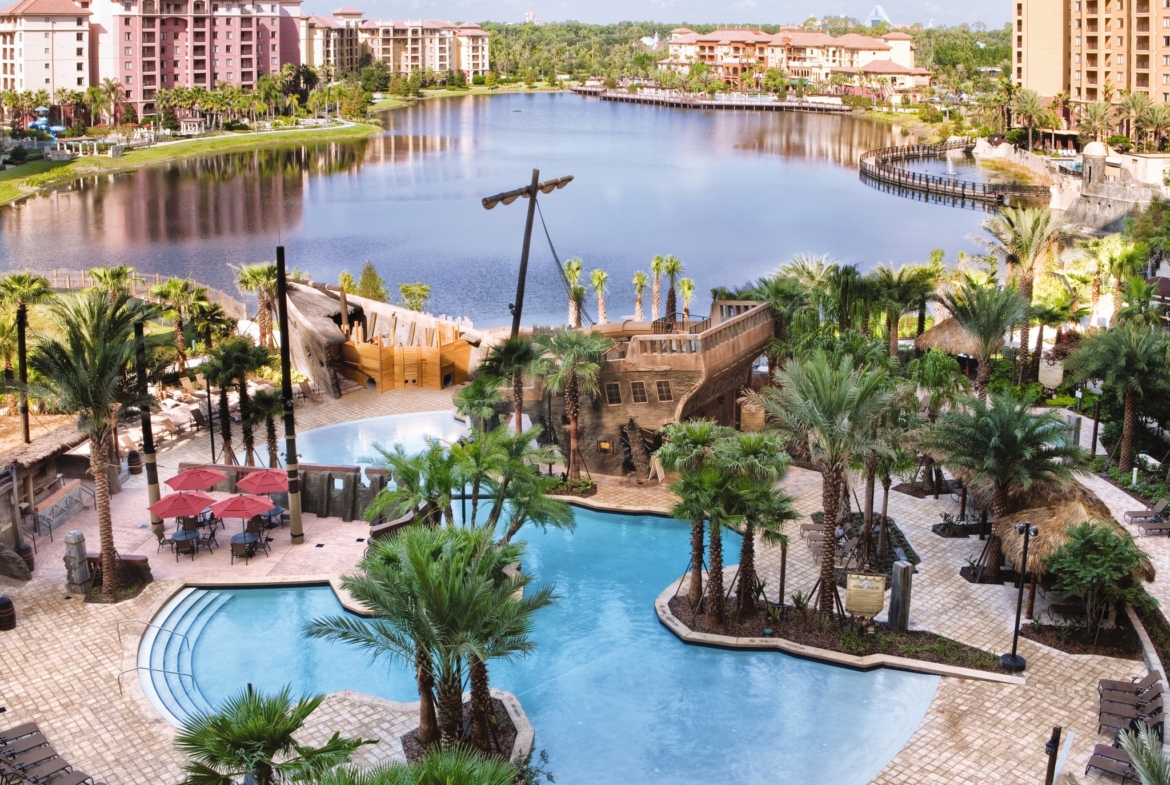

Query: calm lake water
[[0, 93, 989, 326]]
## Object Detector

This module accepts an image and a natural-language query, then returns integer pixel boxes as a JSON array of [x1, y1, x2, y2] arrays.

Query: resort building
[[0, 0, 91, 92], [356, 17, 489, 79], [87, 0, 303, 118], [1014, 0, 1170, 103], [297, 4, 360, 74]]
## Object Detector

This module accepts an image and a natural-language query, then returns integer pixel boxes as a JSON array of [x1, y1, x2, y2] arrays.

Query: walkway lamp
[[481, 170, 573, 338], [1001, 520, 1037, 673], [275, 246, 304, 544]]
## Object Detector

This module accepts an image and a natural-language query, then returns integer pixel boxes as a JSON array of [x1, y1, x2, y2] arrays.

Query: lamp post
[[481, 170, 573, 338], [134, 321, 162, 535], [276, 247, 304, 544], [1001, 520, 1037, 673]]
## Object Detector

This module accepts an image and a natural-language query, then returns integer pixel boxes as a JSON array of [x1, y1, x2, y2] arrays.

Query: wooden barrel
[[0, 596, 15, 631], [127, 449, 143, 475]]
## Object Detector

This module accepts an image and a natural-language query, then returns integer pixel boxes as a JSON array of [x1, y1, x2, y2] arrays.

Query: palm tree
[[1118, 723, 1170, 785], [872, 263, 930, 358], [1145, 103, 1170, 150], [924, 391, 1083, 576], [563, 258, 583, 328], [535, 329, 613, 482], [88, 265, 141, 303], [230, 339, 271, 466], [0, 311, 15, 415], [315, 748, 517, 785], [100, 76, 123, 124], [590, 268, 608, 324], [174, 686, 368, 785], [1066, 323, 1170, 473], [190, 299, 235, 352], [368, 440, 460, 527], [750, 350, 894, 615], [679, 278, 695, 323], [938, 282, 1027, 399], [0, 272, 51, 444], [650, 254, 666, 321], [479, 336, 540, 435], [1116, 275, 1166, 327], [670, 463, 733, 625], [1012, 88, 1046, 151], [234, 262, 278, 348], [453, 376, 501, 432], [743, 274, 808, 378], [657, 420, 730, 607], [26, 291, 156, 598], [497, 470, 573, 543], [150, 277, 199, 372], [481, 425, 560, 533], [1027, 300, 1067, 382], [247, 389, 283, 467], [1078, 100, 1114, 142], [977, 207, 1074, 377], [632, 270, 648, 321], [662, 255, 683, 325], [1120, 90, 1152, 144]]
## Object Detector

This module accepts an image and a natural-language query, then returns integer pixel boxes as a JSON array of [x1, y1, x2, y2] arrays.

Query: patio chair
[[245, 517, 270, 556], [799, 523, 828, 538], [1101, 671, 1162, 696], [174, 538, 197, 562], [0, 725, 39, 746], [179, 377, 205, 400], [836, 537, 859, 567], [190, 408, 209, 431], [298, 381, 322, 404], [1137, 519, 1170, 536], [1124, 499, 1169, 524], [1101, 693, 1164, 722], [15, 754, 71, 784], [1102, 684, 1165, 708], [160, 418, 186, 441], [51, 773, 100, 785], [1099, 697, 1164, 734], [1085, 749, 1136, 783], [230, 541, 252, 566], [118, 434, 140, 453], [1, 732, 50, 758], [199, 525, 218, 552]]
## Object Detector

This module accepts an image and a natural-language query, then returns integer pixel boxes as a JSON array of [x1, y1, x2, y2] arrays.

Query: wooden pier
[[45, 268, 248, 320], [859, 139, 1051, 206], [570, 86, 851, 114]]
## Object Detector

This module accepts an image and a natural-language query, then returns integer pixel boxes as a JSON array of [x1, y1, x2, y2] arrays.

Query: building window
[[124, 46, 131, 54], [630, 381, 648, 404], [76, 47, 82, 55], [124, 17, 131, 24], [124, 32, 131, 40], [270, 29, 275, 37], [76, 76, 82, 84], [270, 56, 275, 64], [76, 62, 82, 70], [605, 383, 622, 405], [125, 61, 132, 69], [76, 32, 83, 40], [655, 381, 673, 402], [124, 74, 131, 83]]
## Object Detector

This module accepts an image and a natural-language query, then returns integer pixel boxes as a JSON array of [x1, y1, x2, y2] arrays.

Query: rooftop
[[0, 0, 90, 16]]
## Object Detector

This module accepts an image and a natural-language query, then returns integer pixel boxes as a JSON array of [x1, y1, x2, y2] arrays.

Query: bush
[[122, 105, 138, 125], [472, 74, 485, 85], [842, 94, 875, 109], [1005, 128, 1028, 146], [918, 105, 946, 123], [1049, 522, 1148, 637], [6, 146, 28, 165], [221, 120, 249, 132], [1107, 134, 1131, 153]]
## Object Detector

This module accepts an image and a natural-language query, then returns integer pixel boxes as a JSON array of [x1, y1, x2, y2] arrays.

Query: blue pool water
[[142, 415, 939, 785], [292, 410, 468, 468]]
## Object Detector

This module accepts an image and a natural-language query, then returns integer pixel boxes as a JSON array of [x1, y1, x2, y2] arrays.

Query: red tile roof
[[882, 31, 913, 40], [0, 0, 88, 16], [332, 5, 362, 14], [832, 33, 890, 50]]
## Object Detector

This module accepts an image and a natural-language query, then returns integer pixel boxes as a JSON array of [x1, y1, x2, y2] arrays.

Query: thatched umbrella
[[913, 317, 1001, 357]]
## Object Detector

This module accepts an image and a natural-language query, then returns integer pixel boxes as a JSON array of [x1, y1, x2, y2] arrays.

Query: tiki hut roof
[[913, 317, 1000, 357], [2, 423, 86, 470], [999, 485, 1156, 582]]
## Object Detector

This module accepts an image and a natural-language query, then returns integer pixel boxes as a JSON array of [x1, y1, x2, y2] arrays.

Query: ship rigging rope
[[536, 199, 595, 327]]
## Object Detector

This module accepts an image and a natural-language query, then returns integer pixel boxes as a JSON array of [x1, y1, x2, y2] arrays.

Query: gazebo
[[913, 317, 1001, 357]]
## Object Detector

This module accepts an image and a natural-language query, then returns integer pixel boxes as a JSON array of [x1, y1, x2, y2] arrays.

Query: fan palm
[[368, 439, 461, 526], [938, 282, 1027, 399], [174, 686, 369, 785], [1078, 100, 1114, 141], [1066, 323, 1170, 472], [590, 268, 608, 324], [479, 336, 540, 436], [662, 255, 684, 325], [921, 391, 1084, 573], [25, 291, 156, 598], [0, 272, 51, 444], [563, 258, 583, 328], [234, 262, 278, 348], [453, 376, 501, 433], [1116, 275, 1165, 327], [1012, 88, 1046, 151], [742, 274, 808, 376], [315, 748, 516, 785], [632, 270, 648, 321], [749, 350, 894, 615], [535, 329, 613, 482], [650, 254, 666, 321], [150, 277, 199, 372], [872, 262, 931, 358], [246, 389, 283, 468], [190, 299, 235, 352], [88, 265, 141, 303], [1120, 90, 1152, 144], [670, 463, 734, 624], [679, 277, 695, 323]]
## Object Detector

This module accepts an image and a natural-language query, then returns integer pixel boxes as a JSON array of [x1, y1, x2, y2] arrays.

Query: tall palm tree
[[1012, 88, 1047, 151], [26, 291, 156, 598], [88, 265, 141, 303], [1078, 100, 1114, 142], [234, 262, 278, 348], [228, 338, 271, 466], [922, 391, 1084, 574], [679, 277, 695, 323], [150, 277, 199, 372], [536, 329, 613, 482], [1066, 323, 1170, 472], [590, 268, 608, 324], [563, 258, 583, 328], [632, 270, 648, 321], [662, 255, 683, 325], [670, 463, 733, 625], [750, 350, 894, 615], [872, 262, 930, 358], [174, 686, 368, 785], [1120, 90, 1152, 144], [247, 389, 283, 467], [742, 274, 808, 378], [203, 339, 253, 465], [479, 336, 540, 435], [100, 76, 123, 124], [1116, 275, 1166, 327], [650, 254, 666, 321], [452, 376, 501, 433], [938, 282, 1027, 399], [315, 748, 517, 785], [1027, 300, 1067, 382], [368, 440, 461, 527], [0, 273, 52, 444], [0, 311, 16, 415], [977, 207, 1074, 377]]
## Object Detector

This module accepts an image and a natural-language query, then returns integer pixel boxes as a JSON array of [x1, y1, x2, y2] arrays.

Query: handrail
[[116, 666, 195, 696], [116, 619, 191, 651]]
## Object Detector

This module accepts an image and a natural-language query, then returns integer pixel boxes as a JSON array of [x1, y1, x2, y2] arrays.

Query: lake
[[0, 93, 990, 327]]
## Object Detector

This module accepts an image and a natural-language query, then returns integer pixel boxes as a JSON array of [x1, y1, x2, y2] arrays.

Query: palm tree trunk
[[975, 355, 991, 402], [415, 649, 439, 746], [567, 375, 581, 482], [173, 316, 187, 371], [706, 518, 724, 626], [260, 293, 274, 348], [879, 477, 891, 559], [863, 454, 877, 559], [917, 299, 927, 337], [597, 293, 607, 324], [634, 293, 643, 322], [651, 276, 660, 321], [436, 668, 462, 748], [238, 380, 255, 466], [469, 478, 481, 527], [665, 284, 677, 325], [1121, 390, 1137, 473], [17, 305, 29, 444], [986, 489, 1009, 575], [818, 468, 841, 616], [688, 518, 704, 607], [217, 384, 236, 464], [1030, 323, 1045, 384], [511, 371, 524, 435], [736, 519, 755, 615], [265, 416, 279, 467], [887, 313, 899, 358], [90, 435, 119, 598], [469, 657, 492, 753], [567, 297, 578, 329], [1018, 277, 1033, 374]]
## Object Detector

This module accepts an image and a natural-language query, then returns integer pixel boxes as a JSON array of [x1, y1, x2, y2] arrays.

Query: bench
[[369, 511, 415, 543]]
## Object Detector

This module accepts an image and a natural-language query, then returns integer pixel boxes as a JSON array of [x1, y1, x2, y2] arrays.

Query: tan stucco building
[[0, 0, 90, 93]]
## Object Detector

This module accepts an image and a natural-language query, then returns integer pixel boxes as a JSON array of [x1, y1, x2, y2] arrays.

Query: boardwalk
[[43, 268, 248, 320], [570, 86, 851, 114]]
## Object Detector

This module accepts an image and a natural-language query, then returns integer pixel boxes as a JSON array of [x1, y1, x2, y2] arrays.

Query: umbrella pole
[[277, 248, 304, 544]]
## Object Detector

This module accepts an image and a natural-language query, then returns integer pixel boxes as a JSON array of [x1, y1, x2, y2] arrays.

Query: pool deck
[[0, 389, 1157, 784]]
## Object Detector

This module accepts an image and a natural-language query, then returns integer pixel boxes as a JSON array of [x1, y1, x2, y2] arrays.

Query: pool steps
[[141, 588, 230, 721]]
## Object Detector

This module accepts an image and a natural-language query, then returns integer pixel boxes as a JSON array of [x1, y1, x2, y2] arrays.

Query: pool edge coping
[[124, 577, 535, 765], [653, 578, 1027, 685]]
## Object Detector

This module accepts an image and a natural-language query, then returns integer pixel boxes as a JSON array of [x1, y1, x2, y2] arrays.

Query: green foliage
[[317, 748, 519, 785], [397, 282, 431, 312], [122, 104, 138, 125], [338, 270, 355, 294], [1049, 522, 1149, 635], [360, 61, 391, 93], [1107, 133, 1132, 152], [354, 260, 388, 302]]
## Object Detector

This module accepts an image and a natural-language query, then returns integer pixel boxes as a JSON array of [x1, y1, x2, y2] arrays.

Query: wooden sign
[[845, 573, 887, 618]]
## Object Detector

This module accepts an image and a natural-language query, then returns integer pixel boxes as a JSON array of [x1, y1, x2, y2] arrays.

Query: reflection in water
[[0, 93, 989, 326]]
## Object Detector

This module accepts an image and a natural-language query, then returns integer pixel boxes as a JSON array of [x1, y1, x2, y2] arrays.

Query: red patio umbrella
[[210, 494, 275, 519], [148, 492, 215, 519], [165, 467, 228, 491], [235, 470, 289, 495]]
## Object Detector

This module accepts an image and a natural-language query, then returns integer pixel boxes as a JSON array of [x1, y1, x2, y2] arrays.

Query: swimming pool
[[141, 414, 938, 785], [292, 410, 468, 467]]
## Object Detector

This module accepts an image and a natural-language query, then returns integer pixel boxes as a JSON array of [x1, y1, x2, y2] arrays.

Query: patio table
[[231, 532, 260, 546]]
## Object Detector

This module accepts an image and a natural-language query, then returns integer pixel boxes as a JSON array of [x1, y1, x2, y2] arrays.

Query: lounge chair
[[1101, 694, 1164, 722], [1, 732, 50, 757], [1085, 749, 1136, 783], [230, 541, 252, 566], [1124, 499, 1169, 524], [118, 434, 140, 452], [1138, 519, 1170, 536], [51, 773, 100, 785], [15, 754, 71, 783], [190, 408, 209, 430], [160, 418, 186, 441], [298, 381, 322, 404], [0, 724, 39, 746], [1103, 684, 1164, 708], [179, 377, 206, 399], [799, 523, 828, 538], [1101, 671, 1162, 695]]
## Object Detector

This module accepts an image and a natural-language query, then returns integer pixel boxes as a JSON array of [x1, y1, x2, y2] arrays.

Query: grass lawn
[[0, 121, 380, 207]]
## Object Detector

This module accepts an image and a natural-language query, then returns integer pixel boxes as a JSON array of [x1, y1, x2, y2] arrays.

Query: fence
[[44, 268, 248, 321]]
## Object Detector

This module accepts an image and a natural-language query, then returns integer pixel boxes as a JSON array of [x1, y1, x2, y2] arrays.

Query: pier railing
[[859, 138, 1052, 205], [44, 268, 248, 320], [570, 86, 851, 114]]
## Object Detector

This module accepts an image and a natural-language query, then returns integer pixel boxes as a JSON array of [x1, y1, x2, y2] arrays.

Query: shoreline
[[0, 120, 381, 208]]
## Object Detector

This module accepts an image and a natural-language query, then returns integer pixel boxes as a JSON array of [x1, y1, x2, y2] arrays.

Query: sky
[[301, 0, 1008, 29]]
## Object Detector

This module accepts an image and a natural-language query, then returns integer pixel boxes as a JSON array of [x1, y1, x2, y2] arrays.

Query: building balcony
[[143, 58, 155, 70], [143, 1, 157, 12]]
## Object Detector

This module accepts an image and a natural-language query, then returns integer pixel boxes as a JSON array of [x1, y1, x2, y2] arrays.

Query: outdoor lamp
[[1000, 520, 1038, 673]]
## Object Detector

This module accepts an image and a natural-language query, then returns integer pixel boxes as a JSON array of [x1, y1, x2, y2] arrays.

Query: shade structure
[[149, 492, 215, 519], [235, 470, 289, 495], [210, 494, 275, 519], [913, 317, 1002, 357], [165, 467, 227, 491]]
